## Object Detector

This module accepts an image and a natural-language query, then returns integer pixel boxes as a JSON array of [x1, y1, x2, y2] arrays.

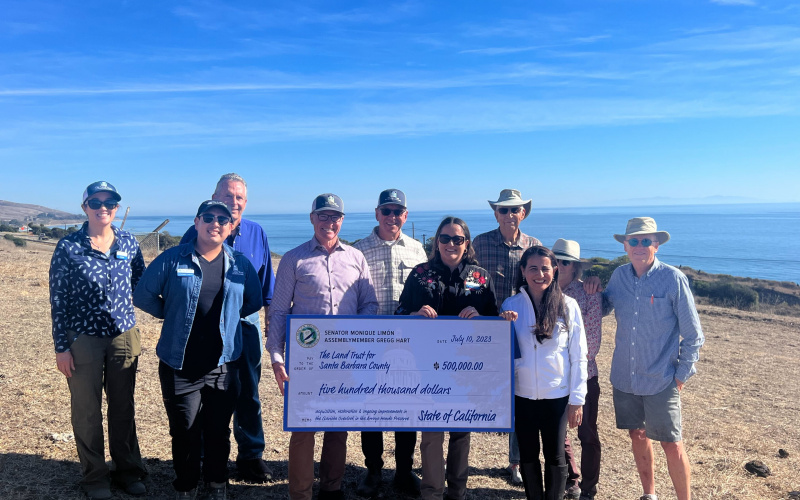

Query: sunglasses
[[379, 208, 406, 217], [497, 207, 523, 215], [316, 213, 343, 222], [557, 259, 574, 267], [438, 234, 466, 245], [626, 238, 655, 247], [200, 214, 231, 225], [84, 199, 119, 210]]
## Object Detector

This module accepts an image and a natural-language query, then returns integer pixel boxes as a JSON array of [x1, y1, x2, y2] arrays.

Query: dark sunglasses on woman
[[438, 234, 466, 245], [84, 199, 119, 210]]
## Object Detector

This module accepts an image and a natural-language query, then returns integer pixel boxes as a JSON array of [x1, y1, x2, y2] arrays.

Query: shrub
[[159, 232, 182, 250], [0, 224, 17, 232], [3, 234, 26, 247], [692, 280, 758, 310], [584, 255, 630, 287]]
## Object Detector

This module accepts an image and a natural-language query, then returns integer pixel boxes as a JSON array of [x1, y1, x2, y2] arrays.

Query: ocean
[[108, 203, 800, 284]]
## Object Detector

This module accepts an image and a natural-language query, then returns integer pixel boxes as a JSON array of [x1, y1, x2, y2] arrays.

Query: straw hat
[[487, 189, 532, 220], [613, 217, 670, 244]]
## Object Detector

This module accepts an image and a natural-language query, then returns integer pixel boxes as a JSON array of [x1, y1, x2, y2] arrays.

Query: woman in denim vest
[[134, 200, 262, 500]]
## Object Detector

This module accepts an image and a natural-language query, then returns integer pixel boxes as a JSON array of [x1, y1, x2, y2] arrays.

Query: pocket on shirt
[[398, 259, 417, 284]]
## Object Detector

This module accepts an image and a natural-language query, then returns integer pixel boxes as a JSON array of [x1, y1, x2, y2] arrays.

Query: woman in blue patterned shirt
[[49, 181, 147, 500]]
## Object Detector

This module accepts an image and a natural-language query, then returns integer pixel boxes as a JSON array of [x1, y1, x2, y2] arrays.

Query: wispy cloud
[[710, 0, 757, 6], [172, 0, 420, 31]]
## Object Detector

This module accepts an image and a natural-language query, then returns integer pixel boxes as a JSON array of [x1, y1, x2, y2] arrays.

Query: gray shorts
[[613, 379, 682, 442]]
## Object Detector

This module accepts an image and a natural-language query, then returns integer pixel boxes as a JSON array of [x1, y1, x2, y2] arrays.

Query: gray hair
[[214, 173, 247, 195]]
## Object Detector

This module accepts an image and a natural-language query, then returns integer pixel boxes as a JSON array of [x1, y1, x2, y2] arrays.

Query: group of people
[[49, 176, 704, 500]]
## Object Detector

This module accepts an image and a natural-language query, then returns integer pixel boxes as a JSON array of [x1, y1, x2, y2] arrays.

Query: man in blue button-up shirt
[[598, 217, 704, 500], [180, 173, 276, 483]]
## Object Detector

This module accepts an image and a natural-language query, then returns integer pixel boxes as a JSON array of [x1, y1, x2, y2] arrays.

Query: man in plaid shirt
[[353, 188, 427, 498], [472, 188, 541, 487]]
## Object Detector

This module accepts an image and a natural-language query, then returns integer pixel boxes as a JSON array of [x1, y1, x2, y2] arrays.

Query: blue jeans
[[233, 319, 265, 459]]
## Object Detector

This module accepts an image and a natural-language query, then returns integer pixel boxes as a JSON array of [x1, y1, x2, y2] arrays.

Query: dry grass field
[[0, 237, 798, 499]]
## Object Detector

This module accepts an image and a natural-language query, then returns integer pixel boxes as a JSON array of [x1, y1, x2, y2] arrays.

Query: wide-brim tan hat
[[488, 189, 532, 220], [552, 238, 591, 269], [613, 217, 670, 244]]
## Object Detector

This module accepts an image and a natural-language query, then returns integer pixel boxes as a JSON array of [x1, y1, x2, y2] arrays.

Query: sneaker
[[176, 489, 197, 500], [508, 464, 523, 485], [200, 482, 226, 500], [579, 495, 595, 500], [86, 487, 112, 500], [236, 458, 273, 482], [564, 484, 580, 499], [639, 495, 658, 500], [356, 470, 383, 497]]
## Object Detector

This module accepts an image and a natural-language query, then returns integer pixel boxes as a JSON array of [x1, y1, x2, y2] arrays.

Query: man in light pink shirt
[[267, 193, 378, 500]]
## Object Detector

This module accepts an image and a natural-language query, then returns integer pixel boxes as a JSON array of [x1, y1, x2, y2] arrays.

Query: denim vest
[[133, 242, 263, 370]]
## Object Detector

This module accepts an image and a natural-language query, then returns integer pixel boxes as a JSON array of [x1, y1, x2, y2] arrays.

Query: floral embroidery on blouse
[[414, 263, 440, 291], [464, 270, 488, 295]]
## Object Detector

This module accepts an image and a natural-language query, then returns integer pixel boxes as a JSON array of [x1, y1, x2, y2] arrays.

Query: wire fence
[[133, 232, 165, 260]]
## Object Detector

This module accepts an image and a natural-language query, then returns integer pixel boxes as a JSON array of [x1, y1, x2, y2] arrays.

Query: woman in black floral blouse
[[396, 216, 498, 500]]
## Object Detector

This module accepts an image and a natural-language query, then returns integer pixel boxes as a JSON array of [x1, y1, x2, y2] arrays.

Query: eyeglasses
[[438, 234, 466, 245], [557, 259, 573, 267], [200, 214, 231, 225], [497, 207, 523, 215], [379, 208, 406, 217], [84, 199, 119, 210], [316, 213, 343, 222], [626, 238, 654, 247]]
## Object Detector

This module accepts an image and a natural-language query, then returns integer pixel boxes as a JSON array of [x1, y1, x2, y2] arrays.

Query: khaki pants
[[67, 329, 146, 491], [420, 431, 470, 500], [288, 431, 347, 500]]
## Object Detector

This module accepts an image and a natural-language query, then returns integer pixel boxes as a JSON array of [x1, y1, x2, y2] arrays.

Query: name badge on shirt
[[116, 251, 129, 260], [177, 268, 194, 277]]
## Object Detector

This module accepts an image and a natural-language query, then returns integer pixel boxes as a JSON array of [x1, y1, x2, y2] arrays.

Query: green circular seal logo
[[296, 324, 320, 348]]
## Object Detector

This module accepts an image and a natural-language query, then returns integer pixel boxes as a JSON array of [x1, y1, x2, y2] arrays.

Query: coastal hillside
[[0, 237, 797, 499], [0, 200, 84, 224]]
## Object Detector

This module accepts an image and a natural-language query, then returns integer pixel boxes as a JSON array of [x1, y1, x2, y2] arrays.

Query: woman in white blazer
[[499, 246, 588, 500]]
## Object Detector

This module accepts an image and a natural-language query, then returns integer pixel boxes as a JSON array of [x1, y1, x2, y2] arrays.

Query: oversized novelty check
[[283, 315, 514, 432]]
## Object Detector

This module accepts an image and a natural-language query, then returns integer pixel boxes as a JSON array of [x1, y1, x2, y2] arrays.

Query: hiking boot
[[236, 458, 273, 482], [356, 470, 383, 497], [564, 484, 580, 499], [200, 482, 226, 500], [393, 470, 421, 496]]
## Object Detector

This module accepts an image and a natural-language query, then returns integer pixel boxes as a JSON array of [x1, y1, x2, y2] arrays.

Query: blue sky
[[2, 0, 799, 215]]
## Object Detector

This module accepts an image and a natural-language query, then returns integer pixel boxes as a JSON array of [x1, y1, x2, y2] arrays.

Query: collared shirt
[[472, 228, 540, 308], [49, 222, 145, 353], [352, 227, 428, 315], [563, 280, 603, 379], [266, 237, 378, 365], [604, 258, 704, 396], [133, 242, 262, 370], [181, 218, 275, 308]]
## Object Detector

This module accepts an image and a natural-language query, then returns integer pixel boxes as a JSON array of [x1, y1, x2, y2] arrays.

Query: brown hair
[[515, 246, 569, 343], [429, 216, 477, 266]]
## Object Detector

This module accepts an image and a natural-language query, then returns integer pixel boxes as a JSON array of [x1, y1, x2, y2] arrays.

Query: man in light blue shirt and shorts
[[597, 217, 704, 500]]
